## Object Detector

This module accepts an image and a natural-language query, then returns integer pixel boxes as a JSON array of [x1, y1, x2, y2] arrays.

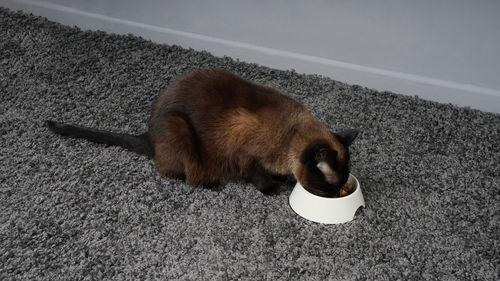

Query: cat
[[47, 69, 358, 196]]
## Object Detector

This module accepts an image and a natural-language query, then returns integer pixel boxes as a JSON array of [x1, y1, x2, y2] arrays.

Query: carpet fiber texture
[[1, 8, 499, 280]]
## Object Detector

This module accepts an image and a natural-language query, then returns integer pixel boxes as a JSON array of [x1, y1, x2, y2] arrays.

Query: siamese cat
[[47, 69, 358, 196]]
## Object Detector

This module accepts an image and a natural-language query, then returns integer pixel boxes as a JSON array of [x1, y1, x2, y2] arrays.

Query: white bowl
[[289, 174, 365, 224]]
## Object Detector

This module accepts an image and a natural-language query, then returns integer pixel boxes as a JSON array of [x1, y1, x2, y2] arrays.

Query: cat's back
[[151, 69, 298, 123]]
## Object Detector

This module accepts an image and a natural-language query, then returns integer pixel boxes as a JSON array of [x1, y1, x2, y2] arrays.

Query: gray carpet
[[1, 8, 499, 280]]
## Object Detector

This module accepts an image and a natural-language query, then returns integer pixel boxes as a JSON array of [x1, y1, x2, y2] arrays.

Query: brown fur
[[148, 69, 358, 196], [47, 69, 358, 196]]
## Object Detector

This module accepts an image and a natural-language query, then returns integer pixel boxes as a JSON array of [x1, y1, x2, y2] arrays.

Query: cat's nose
[[332, 187, 341, 197]]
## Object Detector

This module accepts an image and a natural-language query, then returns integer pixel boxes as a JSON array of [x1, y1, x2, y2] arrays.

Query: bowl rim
[[295, 173, 360, 201]]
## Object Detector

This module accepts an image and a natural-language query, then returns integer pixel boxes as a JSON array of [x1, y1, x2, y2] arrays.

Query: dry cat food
[[338, 183, 355, 197]]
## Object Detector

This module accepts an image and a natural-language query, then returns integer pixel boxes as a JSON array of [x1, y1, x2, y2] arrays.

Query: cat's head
[[295, 130, 359, 197]]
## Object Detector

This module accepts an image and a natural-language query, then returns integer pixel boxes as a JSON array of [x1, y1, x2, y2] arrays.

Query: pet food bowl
[[289, 174, 365, 224]]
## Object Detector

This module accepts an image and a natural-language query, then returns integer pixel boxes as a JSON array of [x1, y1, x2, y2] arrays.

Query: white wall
[[2, 0, 500, 113]]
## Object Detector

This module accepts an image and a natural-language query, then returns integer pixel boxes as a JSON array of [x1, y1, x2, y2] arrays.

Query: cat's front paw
[[259, 182, 282, 196], [202, 181, 223, 191]]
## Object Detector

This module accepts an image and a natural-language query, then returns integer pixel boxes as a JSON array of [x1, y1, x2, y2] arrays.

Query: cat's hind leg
[[152, 111, 204, 182]]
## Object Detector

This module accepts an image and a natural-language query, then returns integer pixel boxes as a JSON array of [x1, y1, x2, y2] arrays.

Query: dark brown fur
[[148, 70, 358, 196], [47, 69, 358, 196]]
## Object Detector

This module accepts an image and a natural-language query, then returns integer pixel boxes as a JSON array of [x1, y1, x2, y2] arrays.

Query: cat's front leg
[[271, 174, 297, 185], [250, 165, 282, 195]]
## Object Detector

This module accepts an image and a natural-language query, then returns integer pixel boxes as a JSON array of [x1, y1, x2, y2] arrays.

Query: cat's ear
[[333, 129, 360, 148]]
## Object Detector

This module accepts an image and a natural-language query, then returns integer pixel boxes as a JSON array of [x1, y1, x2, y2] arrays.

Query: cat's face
[[296, 130, 358, 197]]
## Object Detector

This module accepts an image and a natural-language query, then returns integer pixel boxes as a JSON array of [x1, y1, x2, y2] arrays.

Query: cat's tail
[[46, 120, 153, 157]]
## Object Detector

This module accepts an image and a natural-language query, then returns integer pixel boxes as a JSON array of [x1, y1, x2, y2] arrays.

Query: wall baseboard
[[2, 0, 499, 113]]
